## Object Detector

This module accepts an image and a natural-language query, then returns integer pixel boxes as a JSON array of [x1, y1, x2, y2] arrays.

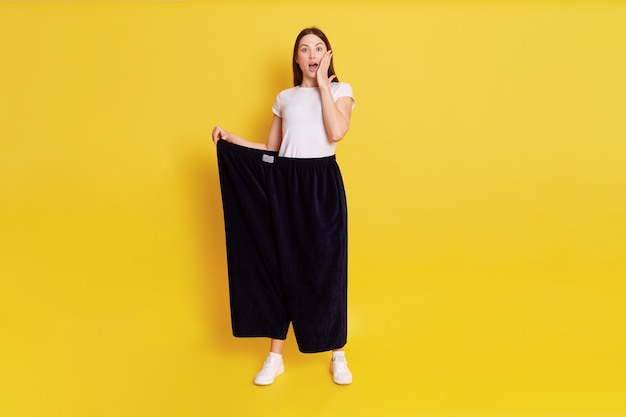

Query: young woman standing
[[212, 27, 354, 386]]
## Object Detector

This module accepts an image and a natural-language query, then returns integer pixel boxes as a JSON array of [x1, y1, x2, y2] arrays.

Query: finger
[[323, 51, 332, 65], [212, 126, 222, 143], [319, 53, 332, 74]]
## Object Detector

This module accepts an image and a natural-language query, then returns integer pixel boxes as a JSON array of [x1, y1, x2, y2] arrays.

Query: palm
[[316, 50, 336, 86]]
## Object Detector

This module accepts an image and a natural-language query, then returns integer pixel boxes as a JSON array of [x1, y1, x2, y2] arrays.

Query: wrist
[[318, 82, 332, 94]]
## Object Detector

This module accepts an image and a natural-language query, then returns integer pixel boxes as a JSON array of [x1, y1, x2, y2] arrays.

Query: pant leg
[[216, 140, 289, 340], [269, 156, 348, 353]]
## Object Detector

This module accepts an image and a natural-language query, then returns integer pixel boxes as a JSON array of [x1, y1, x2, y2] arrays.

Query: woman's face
[[296, 34, 328, 80]]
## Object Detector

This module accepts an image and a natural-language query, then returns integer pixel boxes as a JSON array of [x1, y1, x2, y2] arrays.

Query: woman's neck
[[300, 77, 318, 88]]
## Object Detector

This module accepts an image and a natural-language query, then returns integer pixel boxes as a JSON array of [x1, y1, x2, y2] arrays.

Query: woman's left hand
[[317, 50, 336, 87]]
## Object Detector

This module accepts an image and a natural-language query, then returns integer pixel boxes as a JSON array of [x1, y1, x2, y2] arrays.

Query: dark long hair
[[292, 27, 339, 87]]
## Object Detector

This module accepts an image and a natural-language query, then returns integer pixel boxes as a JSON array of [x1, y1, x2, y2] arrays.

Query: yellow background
[[1, 1, 625, 416]]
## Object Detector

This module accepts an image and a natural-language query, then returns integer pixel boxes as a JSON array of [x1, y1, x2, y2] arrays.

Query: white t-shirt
[[272, 82, 355, 158]]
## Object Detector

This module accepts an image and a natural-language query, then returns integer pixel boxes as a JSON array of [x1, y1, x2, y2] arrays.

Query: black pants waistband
[[217, 140, 336, 168]]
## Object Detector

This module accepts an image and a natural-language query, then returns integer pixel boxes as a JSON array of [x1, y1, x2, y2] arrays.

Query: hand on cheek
[[317, 50, 336, 86]]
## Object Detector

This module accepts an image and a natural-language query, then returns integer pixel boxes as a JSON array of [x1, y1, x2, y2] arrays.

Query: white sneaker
[[330, 356, 353, 385], [254, 354, 285, 386]]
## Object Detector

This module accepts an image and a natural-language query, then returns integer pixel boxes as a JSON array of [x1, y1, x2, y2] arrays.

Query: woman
[[212, 27, 354, 386]]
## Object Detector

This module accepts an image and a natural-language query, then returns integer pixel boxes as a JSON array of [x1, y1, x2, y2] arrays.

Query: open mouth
[[308, 63, 319, 71]]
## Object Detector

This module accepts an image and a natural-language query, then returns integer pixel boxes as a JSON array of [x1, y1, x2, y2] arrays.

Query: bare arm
[[265, 115, 283, 152], [317, 50, 354, 142], [319, 92, 353, 142], [212, 115, 283, 151]]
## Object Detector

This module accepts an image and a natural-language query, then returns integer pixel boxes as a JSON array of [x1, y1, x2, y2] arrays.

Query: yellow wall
[[1, 1, 625, 416]]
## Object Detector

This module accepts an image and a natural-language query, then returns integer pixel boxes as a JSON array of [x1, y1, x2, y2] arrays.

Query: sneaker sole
[[329, 366, 352, 385], [254, 364, 285, 386]]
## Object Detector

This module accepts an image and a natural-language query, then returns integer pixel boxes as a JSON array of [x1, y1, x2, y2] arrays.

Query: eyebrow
[[300, 42, 324, 47]]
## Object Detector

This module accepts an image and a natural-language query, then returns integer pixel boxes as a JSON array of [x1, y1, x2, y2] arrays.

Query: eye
[[301, 48, 308, 53], [317, 47, 323, 52]]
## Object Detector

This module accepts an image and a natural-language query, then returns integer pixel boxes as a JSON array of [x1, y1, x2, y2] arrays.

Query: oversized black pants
[[216, 140, 347, 353]]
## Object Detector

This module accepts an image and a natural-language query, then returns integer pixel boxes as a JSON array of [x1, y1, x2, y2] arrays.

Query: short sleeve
[[332, 82, 355, 109], [272, 92, 281, 117]]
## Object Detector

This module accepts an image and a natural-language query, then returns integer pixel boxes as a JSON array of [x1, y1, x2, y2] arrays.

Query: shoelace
[[261, 359, 278, 372], [333, 359, 348, 372]]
